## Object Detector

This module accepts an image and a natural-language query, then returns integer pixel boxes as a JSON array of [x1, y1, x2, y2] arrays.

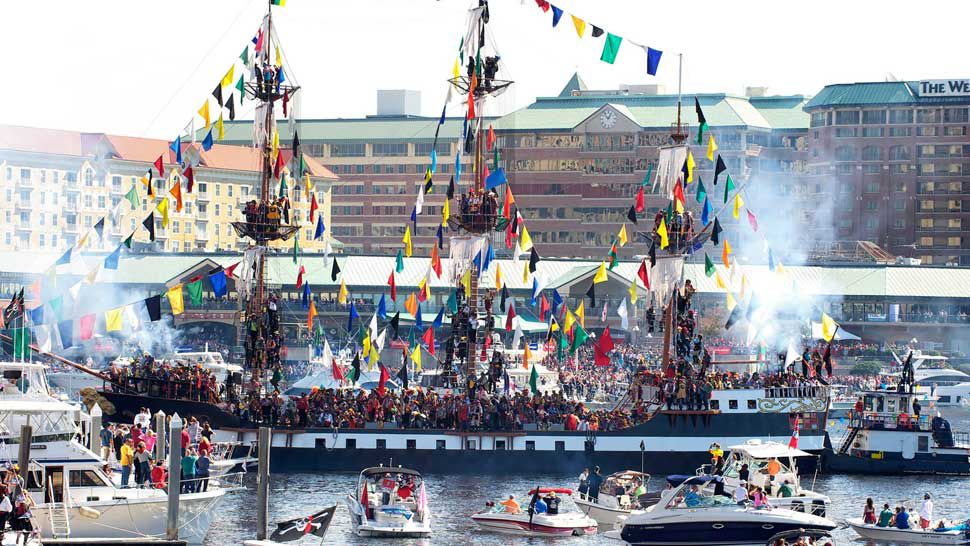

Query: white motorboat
[[471, 487, 598, 537], [345, 466, 431, 538], [574, 471, 657, 526], [618, 476, 837, 546], [0, 360, 230, 544], [847, 517, 970, 545], [701, 440, 830, 515]]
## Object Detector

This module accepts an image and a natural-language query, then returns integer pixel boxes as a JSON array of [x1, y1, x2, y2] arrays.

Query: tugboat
[[824, 377, 970, 475]]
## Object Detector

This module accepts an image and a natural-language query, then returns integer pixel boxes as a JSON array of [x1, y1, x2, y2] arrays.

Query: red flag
[[360, 483, 369, 509], [422, 328, 435, 356], [79, 314, 96, 340], [746, 209, 759, 232], [503, 186, 515, 219], [254, 28, 264, 53], [594, 326, 615, 366], [635, 186, 645, 213], [153, 155, 164, 177], [225, 261, 241, 278], [637, 259, 650, 289], [417, 282, 428, 303], [505, 304, 516, 332], [672, 181, 686, 208], [467, 91, 476, 119], [296, 265, 306, 289], [539, 295, 550, 322], [482, 164, 490, 181], [505, 221, 514, 249], [377, 364, 389, 396], [487, 125, 496, 151], [788, 416, 800, 449], [183, 166, 194, 193], [535, 0, 551, 12], [310, 194, 318, 222], [331, 356, 344, 382], [274, 151, 285, 178], [388, 272, 397, 301], [430, 246, 442, 278]]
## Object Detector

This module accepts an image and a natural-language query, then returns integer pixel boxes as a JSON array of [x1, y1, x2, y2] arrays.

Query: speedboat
[[700, 440, 830, 515], [574, 471, 658, 526], [0, 360, 230, 544], [345, 465, 431, 538], [471, 487, 597, 537], [847, 517, 970, 545], [618, 476, 836, 546]]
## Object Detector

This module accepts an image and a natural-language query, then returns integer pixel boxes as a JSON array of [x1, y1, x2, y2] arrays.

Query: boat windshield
[[360, 471, 423, 505], [665, 484, 733, 509]]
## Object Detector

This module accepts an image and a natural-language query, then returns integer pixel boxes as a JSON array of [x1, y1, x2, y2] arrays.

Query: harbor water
[[205, 407, 970, 545]]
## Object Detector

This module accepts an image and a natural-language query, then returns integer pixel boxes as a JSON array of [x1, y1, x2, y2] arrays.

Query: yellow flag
[[441, 199, 450, 226], [576, 302, 586, 328], [628, 278, 638, 304], [403, 226, 413, 257], [618, 225, 629, 247], [461, 269, 471, 297], [105, 307, 124, 332], [726, 292, 737, 312], [593, 262, 608, 284], [657, 218, 669, 249], [304, 173, 313, 199], [495, 264, 503, 290], [84, 263, 100, 284], [361, 333, 371, 364], [686, 151, 696, 183], [271, 130, 280, 161], [571, 15, 586, 37], [167, 285, 184, 315], [198, 100, 210, 129], [410, 345, 422, 372], [707, 134, 718, 162], [221, 65, 234, 88], [338, 280, 348, 304], [733, 194, 743, 220], [523, 344, 531, 370], [740, 275, 748, 299], [519, 225, 533, 251], [78, 233, 90, 250], [216, 114, 225, 140], [564, 308, 576, 332], [715, 271, 726, 290], [275, 45, 282, 66], [821, 313, 839, 342], [549, 316, 560, 332], [522, 260, 529, 283], [722, 239, 732, 268], [156, 197, 169, 228]]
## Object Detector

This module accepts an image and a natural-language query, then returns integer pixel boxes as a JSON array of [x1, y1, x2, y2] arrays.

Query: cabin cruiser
[[894, 351, 970, 407], [827, 388, 970, 474], [828, 384, 859, 418], [472, 487, 597, 537], [346, 466, 430, 538], [574, 471, 657, 526], [618, 476, 836, 546], [699, 440, 830, 515], [0, 360, 229, 543], [848, 516, 970, 545]]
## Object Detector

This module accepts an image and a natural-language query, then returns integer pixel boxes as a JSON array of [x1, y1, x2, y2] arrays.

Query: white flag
[[415, 185, 425, 215], [785, 341, 799, 368], [617, 298, 629, 330], [34, 325, 52, 352], [512, 318, 523, 350]]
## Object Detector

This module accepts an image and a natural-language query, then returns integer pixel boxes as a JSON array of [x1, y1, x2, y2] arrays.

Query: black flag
[[93, 217, 105, 240], [627, 205, 638, 225], [500, 285, 509, 312], [724, 305, 742, 330], [390, 312, 401, 338], [714, 155, 727, 186], [349, 353, 361, 383], [648, 241, 657, 268], [269, 505, 336, 542], [529, 248, 540, 273], [586, 283, 596, 308], [397, 364, 409, 390], [142, 212, 156, 242], [447, 176, 455, 200], [694, 97, 707, 125], [292, 131, 301, 162], [591, 25, 604, 37], [711, 217, 723, 246], [144, 295, 162, 322], [212, 83, 223, 107], [527, 486, 542, 531], [226, 95, 235, 121], [331, 259, 341, 281]]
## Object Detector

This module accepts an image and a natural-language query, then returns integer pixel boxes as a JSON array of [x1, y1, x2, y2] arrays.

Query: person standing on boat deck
[[863, 497, 877, 524], [577, 468, 589, 497], [187, 416, 201, 446], [919, 493, 933, 529], [120, 438, 134, 488], [588, 467, 603, 501], [877, 503, 893, 527], [181, 447, 198, 493], [99, 422, 113, 462], [0, 488, 11, 542], [738, 463, 750, 483], [913, 397, 921, 418], [766, 457, 781, 483], [134, 441, 152, 487], [195, 450, 211, 493], [134, 406, 151, 430], [112, 426, 125, 463]]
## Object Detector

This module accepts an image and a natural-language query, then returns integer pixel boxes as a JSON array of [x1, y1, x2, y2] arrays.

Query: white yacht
[[617, 476, 837, 546], [574, 471, 656, 526], [895, 351, 970, 407], [0, 360, 229, 544], [346, 466, 431, 538]]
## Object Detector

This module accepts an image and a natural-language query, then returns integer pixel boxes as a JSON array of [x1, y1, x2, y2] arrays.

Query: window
[[406, 439, 416, 450], [414, 142, 451, 156], [945, 126, 966, 137], [69, 470, 105, 487], [215, 184, 220, 196], [893, 200, 905, 211], [865, 182, 880, 194], [894, 218, 906, 229], [436, 440, 446, 450], [835, 110, 860, 125], [228, 185, 233, 197], [728, 400, 739, 410], [747, 400, 757, 410], [863, 164, 880, 174], [84, 169, 94, 186], [198, 182, 207, 193], [948, 236, 961, 247], [862, 146, 882, 161], [840, 182, 853, 194], [888, 145, 910, 161], [944, 108, 968, 123], [837, 164, 854, 175], [862, 110, 886, 125], [862, 127, 884, 137], [495, 440, 506, 450], [330, 143, 366, 157], [97, 196, 105, 208], [525, 441, 536, 451], [917, 109, 939, 123], [810, 112, 826, 127], [375, 439, 386, 449], [314, 439, 326, 449], [918, 436, 929, 452], [835, 127, 857, 138], [38, 234, 45, 247], [372, 142, 408, 156], [889, 127, 912, 137], [345, 439, 356, 449], [466, 440, 477, 450], [835, 146, 856, 161], [889, 109, 913, 124], [555, 441, 566, 452], [918, 126, 938, 137], [710, 400, 719, 410]]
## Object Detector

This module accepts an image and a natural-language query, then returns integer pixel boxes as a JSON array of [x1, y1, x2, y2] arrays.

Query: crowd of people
[[107, 354, 225, 403], [243, 198, 290, 237], [861, 494, 940, 531], [0, 466, 36, 545]]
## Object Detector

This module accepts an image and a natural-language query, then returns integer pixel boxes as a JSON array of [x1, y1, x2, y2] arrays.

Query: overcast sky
[[6, 0, 968, 139]]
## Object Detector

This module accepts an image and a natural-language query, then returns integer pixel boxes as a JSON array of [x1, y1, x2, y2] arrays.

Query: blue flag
[[701, 197, 711, 226], [314, 215, 325, 240], [202, 130, 213, 151], [551, 5, 563, 26], [415, 303, 423, 331], [348, 301, 359, 332], [646, 47, 663, 76], [209, 269, 228, 298], [377, 294, 387, 320], [472, 250, 482, 274], [552, 289, 564, 315], [768, 249, 775, 272], [55, 248, 72, 266], [439, 104, 446, 126], [436, 225, 443, 249], [170, 136, 182, 165], [455, 150, 462, 183], [432, 307, 444, 329], [485, 167, 507, 190], [430, 149, 437, 174], [410, 207, 417, 229], [531, 277, 539, 306], [302, 282, 310, 310], [29, 306, 44, 325], [104, 245, 122, 270], [57, 320, 74, 349], [482, 243, 494, 271]]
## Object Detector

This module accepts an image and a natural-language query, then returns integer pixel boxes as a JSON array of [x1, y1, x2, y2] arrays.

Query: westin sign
[[918, 79, 970, 97]]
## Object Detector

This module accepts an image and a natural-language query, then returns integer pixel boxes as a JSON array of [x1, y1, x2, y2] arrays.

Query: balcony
[[15, 177, 33, 188], [110, 185, 124, 195], [15, 200, 32, 211], [195, 191, 210, 202], [15, 223, 30, 232], [745, 143, 762, 157], [63, 202, 78, 212], [196, 210, 209, 220], [64, 224, 78, 234]]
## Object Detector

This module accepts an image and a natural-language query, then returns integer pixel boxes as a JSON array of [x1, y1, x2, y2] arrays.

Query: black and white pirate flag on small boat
[[269, 505, 336, 542]]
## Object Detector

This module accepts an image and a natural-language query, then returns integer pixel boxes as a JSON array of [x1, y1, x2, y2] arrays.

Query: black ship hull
[[822, 448, 970, 475], [99, 390, 241, 428]]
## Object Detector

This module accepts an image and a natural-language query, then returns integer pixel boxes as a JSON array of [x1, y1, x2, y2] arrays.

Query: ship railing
[[108, 377, 223, 405], [848, 412, 932, 432], [948, 431, 970, 449], [762, 385, 827, 399]]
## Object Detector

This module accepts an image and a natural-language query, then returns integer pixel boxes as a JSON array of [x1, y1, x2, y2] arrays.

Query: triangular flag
[[722, 238, 732, 268], [705, 254, 715, 277], [618, 225, 629, 247], [338, 280, 349, 305], [402, 226, 412, 257], [593, 262, 608, 284], [169, 178, 183, 212], [733, 193, 743, 220], [707, 134, 718, 162], [747, 209, 759, 232], [198, 100, 211, 129], [571, 15, 586, 37], [657, 218, 669, 249], [637, 259, 650, 289]]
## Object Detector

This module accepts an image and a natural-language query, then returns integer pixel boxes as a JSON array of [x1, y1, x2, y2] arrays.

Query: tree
[[850, 360, 882, 376]]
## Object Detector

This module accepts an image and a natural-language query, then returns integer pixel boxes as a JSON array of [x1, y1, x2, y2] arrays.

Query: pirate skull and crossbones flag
[[269, 505, 336, 542]]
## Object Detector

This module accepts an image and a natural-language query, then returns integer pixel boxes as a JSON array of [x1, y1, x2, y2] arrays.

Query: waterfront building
[[0, 124, 337, 254]]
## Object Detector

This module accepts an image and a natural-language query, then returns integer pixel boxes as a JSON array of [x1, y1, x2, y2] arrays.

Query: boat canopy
[[727, 441, 812, 459], [666, 474, 713, 487], [360, 466, 423, 478], [527, 487, 573, 495]]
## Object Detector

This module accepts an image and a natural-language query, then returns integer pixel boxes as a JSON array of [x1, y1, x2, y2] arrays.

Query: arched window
[[835, 146, 856, 161]]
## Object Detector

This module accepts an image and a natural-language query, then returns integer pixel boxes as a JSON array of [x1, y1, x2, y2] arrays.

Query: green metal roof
[[803, 82, 918, 110], [748, 96, 811, 130], [220, 116, 478, 144], [558, 72, 588, 97]]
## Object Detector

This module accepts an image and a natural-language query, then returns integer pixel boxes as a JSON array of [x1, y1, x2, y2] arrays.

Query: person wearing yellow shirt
[[120, 438, 134, 488]]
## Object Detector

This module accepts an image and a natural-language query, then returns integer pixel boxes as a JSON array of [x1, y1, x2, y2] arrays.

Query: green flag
[[641, 163, 653, 187], [570, 325, 589, 355], [293, 235, 299, 264], [557, 332, 568, 360], [123, 234, 134, 249], [446, 290, 458, 314], [12, 327, 30, 360], [349, 353, 361, 383], [695, 178, 706, 204], [407, 327, 416, 351], [600, 33, 623, 64], [395, 250, 405, 273], [529, 364, 539, 394], [125, 186, 139, 209], [705, 254, 715, 277], [278, 175, 288, 198], [48, 296, 63, 322], [724, 174, 735, 204], [235, 74, 245, 103], [239, 45, 249, 65], [608, 245, 618, 270], [492, 148, 499, 170], [187, 278, 204, 306]]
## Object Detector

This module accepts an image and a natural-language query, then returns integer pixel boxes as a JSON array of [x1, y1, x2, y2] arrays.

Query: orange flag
[[404, 292, 418, 316], [430, 246, 442, 278], [307, 301, 317, 329], [169, 178, 183, 213]]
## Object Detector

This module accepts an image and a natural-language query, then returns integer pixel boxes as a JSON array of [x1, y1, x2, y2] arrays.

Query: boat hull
[[471, 513, 597, 537], [847, 518, 970, 545], [345, 495, 431, 538], [823, 449, 970, 475], [99, 390, 240, 428], [573, 496, 632, 526], [620, 519, 835, 546]]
